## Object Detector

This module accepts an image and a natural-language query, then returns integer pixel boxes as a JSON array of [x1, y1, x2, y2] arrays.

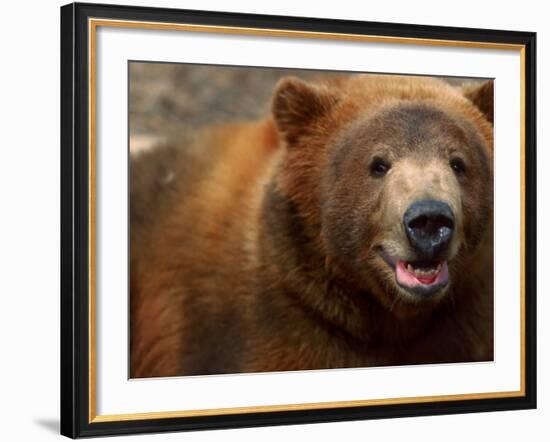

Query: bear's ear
[[462, 80, 494, 124], [272, 77, 338, 144]]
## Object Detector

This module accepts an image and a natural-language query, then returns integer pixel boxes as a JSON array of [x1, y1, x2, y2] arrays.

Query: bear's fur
[[130, 74, 494, 378]]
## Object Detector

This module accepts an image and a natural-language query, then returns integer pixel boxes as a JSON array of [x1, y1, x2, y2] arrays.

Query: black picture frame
[[60, 2, 537, 438]]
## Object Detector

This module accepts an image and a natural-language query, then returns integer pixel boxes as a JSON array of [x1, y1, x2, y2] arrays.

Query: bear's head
[[272, 74, 493, 318]]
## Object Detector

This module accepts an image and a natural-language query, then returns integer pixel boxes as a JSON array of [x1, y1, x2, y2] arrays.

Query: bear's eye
[[450, 158, 467, 176], [370, 158, 391, 177]]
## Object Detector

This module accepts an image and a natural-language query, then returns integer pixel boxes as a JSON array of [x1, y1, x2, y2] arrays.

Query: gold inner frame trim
[[88, 18, 527, 424]]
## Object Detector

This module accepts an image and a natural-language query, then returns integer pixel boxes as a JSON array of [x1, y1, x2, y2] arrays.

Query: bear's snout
[[403, 199, 455, 261]]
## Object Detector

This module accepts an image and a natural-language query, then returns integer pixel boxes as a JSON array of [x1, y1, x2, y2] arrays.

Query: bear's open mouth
[[377, 250, 450, 296], [395, 260, 448, 290]]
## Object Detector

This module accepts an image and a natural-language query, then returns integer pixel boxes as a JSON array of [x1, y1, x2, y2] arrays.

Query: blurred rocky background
[[129, 62, 481, 153]]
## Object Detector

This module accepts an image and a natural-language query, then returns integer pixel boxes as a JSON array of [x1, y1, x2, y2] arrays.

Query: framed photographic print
[[60, 2, 537, 438]]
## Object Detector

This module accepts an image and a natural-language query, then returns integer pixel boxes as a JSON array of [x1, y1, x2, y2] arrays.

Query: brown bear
[[130, 73, 494, 378]]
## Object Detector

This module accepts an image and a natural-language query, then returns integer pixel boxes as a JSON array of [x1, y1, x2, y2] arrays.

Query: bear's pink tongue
[[396, 260, 448, 288]]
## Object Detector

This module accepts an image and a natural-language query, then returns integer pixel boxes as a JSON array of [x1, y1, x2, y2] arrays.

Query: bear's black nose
[[403, 199, 455, 261]]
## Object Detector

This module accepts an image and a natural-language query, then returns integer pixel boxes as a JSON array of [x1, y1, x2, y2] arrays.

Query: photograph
[[0, 0, 545, 437], [59, 3, 536, 437], [129, 63, 495, 378]]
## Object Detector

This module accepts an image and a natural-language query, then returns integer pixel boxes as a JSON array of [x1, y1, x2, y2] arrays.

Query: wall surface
[[0, 0, 546, 440]]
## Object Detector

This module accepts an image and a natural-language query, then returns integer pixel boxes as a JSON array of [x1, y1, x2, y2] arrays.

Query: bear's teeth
[[407, 263, 442, 277]]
